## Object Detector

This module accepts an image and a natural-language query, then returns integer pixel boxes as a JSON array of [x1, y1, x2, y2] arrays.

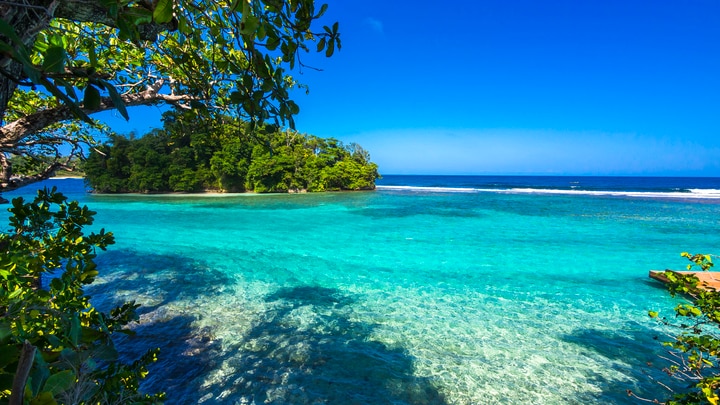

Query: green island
[[84, 111, 379, 194]]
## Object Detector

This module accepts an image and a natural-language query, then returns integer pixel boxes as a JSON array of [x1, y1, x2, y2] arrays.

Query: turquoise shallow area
[[4, 179, 720, 404]]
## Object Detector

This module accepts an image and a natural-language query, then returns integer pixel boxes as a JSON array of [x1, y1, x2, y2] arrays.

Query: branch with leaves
[[637, 253, 720, 404], [0, 187, 163, 403], [1, 0, 341, 192]]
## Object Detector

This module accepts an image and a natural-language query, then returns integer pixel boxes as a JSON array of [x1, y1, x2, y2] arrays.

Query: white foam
[[375, 185, 481, 193], [376, 185, 720, 200]]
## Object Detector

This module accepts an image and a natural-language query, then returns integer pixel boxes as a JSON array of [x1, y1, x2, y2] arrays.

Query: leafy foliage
[[1, 0, 340, 190], [84, 110, 380, 193], [0, 188, 162, 403], [3, 0, 339, 124], [644, 253, 720, 404]]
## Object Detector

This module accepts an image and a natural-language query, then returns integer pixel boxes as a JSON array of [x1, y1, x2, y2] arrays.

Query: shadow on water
[[192, 285, 446, 404], [87, 254, 444, 404], [113, 313, 225, 401], [562, 325, 684, 404], [86, 250, 235, 401], [89, 249, 234, 312]]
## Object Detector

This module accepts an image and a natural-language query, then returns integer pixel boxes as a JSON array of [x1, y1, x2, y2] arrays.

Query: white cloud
[[364, 17, 384, 34], [340, 128, 720, 176]]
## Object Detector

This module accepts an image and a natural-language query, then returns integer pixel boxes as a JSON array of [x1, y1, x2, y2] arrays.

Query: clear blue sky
[[100, 0, 720, 176]]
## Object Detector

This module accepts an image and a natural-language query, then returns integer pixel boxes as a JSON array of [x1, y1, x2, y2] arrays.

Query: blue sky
[[101, 0, 720, 176]]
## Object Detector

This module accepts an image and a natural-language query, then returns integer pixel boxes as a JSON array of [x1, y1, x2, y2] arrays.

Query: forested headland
[[84, 111, 379, 193]]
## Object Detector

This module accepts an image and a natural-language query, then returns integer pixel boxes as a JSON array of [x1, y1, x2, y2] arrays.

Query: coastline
[[375, 175, 720, 201], [39, 176, 720, 200], [44, 177, 376, 196], [87, 188, 377, 198]]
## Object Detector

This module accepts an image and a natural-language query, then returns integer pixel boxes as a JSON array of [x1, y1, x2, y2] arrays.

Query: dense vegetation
[[0, 188, 162, 403], [629, 253, 720, 404], [1, 0, 341, 401], [84, 111, 379, 194], [1, 0, 340, 195]]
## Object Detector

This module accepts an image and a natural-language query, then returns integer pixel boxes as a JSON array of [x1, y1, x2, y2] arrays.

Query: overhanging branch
[[0, 89, 201, 148]]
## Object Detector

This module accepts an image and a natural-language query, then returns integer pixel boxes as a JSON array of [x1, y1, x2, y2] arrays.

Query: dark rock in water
[[0, 195, 8, 204]]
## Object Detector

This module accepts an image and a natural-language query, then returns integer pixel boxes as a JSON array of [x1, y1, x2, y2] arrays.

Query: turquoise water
[[4, 178, 720, 404]]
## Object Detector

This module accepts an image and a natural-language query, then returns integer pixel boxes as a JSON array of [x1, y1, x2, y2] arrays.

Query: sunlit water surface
[[4, 178, 720, 404]]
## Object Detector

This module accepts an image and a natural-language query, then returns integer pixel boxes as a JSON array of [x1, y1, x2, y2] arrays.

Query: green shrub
[[0, 188, 162, 404]]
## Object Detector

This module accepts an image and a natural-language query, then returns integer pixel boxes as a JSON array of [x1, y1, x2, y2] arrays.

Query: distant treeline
[[84, 111, 379, 193]]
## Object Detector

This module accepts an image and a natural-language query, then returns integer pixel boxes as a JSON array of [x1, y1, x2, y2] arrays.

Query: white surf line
[[376, 185, 720, 199]]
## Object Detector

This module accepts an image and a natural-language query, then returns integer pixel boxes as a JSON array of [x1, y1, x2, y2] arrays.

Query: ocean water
[[3, 176, 720, 404]]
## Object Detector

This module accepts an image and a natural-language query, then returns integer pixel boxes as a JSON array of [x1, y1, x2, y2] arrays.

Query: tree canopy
[[0, 0, 343, 401], [638, 254, 720, 405], [0, 0, 340, 194], [84, 110, 380, 193]]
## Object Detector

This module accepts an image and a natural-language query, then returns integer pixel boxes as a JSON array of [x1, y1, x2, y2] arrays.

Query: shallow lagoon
[[4, 177, 720, 404]]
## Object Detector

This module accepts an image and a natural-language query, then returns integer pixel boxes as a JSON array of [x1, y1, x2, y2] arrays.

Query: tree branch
[[0, 88, 201, 148], [9, 341, 36, 405], [53, 0, 177, 41], [1, 160, 64, 191]]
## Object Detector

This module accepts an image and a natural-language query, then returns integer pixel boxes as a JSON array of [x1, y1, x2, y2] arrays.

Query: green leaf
[[0, 19, 38, 81], [0, 344, 19, 368], [69, 314, 81, 346], [55, 78, 78, 101], [105, 83, 129, 120], [80, 327, 104, 344], [42, 46, 67, 73], [43, 370, 75, 396], [126, 6, 153, 25], [83, 85, 101, 110], [325, 39, 335, 57], [178, 17, 192, 35], [107, 3, 119, 18], [48, 34, 64, 48], [316, 37, 326, 52], [287, 100, 299, 115], [266, 36, 280, 51], [153, 0, 174, 24], [8, 287, 22, 299], [0, 39, 13, 55], [116, 16, 137, 41], [29, 390, 57, 405], [229, 91, 244, 103], [241, 15, 260, 35], [39, 77, 91, 122], [316, 3, 328, 18], [0, 373, 14, 394], [0, 18, 23, 45]]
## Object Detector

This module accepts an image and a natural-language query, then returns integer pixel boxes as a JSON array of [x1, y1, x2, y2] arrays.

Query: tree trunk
[[0, 0, 174, 123], [0, 0, 56, 123], [9, 341, 36, 405], [0, 1, 178, 198]]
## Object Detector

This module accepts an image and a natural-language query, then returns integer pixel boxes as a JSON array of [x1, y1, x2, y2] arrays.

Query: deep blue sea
[[3, 175, 720, 404]]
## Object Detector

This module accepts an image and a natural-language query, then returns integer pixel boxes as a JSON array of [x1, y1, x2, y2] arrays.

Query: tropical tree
[[0, 187, 163, 403], [634, 253, 720, 404], [0, 0, 341, 197], [84, 110, 380, 194], [0, 0, 342, 401]]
